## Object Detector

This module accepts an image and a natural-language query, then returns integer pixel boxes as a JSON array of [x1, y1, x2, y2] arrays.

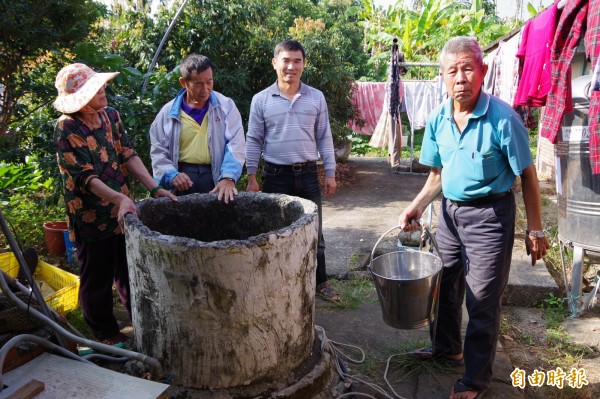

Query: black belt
[[266, 161, 316, 172], [449, 191, 511, 207], [179, 162, 211, 168]]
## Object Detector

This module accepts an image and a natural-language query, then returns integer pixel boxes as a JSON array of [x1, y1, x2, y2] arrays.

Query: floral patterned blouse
[[55, 107, 137, 243]]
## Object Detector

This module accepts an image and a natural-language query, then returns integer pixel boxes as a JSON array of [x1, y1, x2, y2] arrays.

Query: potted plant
[[332, 124, 353, 163]]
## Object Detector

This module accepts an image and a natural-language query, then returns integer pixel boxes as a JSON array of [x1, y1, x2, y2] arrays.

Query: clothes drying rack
[[396, 61, 442, 175]]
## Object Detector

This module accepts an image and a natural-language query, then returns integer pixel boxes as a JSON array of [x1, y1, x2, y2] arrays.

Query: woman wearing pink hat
[[53, 63, 177, 345]]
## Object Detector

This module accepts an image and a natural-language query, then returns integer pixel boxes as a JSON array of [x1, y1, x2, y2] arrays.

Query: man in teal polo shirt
[[399, 36, 550, 399]]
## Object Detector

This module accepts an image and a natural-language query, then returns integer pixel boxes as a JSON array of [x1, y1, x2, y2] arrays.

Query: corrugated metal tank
[[555, 74, 600, 252]]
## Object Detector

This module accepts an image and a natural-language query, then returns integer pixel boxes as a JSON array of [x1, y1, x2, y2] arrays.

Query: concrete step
[[503, 244, 560, 307]]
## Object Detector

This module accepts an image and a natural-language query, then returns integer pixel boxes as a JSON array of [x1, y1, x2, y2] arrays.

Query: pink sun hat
[[53, 63, 119, 114]]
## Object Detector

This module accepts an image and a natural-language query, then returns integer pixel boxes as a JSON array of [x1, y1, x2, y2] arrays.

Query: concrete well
[[124, 193, 320, 390]]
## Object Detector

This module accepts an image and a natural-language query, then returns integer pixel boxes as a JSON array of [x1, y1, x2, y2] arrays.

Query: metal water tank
[[555, 74, 600, 252]]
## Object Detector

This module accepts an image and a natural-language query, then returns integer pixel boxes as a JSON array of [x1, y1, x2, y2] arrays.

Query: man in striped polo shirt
[[246, 39, 339, 302]]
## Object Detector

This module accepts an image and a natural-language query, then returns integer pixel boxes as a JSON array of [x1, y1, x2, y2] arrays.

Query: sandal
[[101, 332, 131, 347], [410, 347, 464, 367], [316, 282, 340, 302], [450, 379, 488, 399]]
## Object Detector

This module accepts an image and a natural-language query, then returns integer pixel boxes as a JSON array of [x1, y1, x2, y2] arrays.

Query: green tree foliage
[[98, 0, 364, 143], [359, 0, 519, 81], [0, 0, 101, 139]]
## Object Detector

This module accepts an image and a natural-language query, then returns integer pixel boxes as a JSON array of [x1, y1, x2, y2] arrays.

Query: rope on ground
[[316, 325, 408, 399], [383, 353, 413, 399]]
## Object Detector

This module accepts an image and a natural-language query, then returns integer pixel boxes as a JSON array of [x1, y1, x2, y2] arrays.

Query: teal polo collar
[[442, 91, 491, 121]]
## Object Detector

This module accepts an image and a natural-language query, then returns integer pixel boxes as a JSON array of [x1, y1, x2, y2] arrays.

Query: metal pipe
[[0, 261, 162, 388], [0, 334, 93, 368], [0, 211, 163, 388], [0, 209, 68, 349], [12, 276, 85, 338], [569, 246, 584, 317], [398, 62, 439, 67], [140, 0, 191, 100]]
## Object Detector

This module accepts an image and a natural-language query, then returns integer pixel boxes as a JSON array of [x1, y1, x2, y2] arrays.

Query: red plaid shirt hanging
[[539, 0, 588, 144], [586, 0, 600, 174]]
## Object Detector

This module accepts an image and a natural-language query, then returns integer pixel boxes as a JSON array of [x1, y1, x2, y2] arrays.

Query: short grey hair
[[439, 36, 483, 70], [180, 54, 214, 81]]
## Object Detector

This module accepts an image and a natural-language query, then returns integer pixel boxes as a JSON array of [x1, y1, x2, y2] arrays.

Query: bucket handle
[[369, 224, 443, 270], [422, 225, 442, 259], [369, 225, 402, 271]]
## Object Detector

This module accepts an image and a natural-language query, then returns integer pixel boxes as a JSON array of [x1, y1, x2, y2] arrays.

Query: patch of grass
[[543, 225, 572, 288], [351, 355, 382, 379], [383, 339, 456, 378], [65, 307, 93, 339], [400, 128, 423, 160], [349, 132, 387, 157], [324, 277, 378, 310], [500, 314, 510, 336], [533, 297, 596, 372], [522, 333, 534, 345], [348, 126, 424, 160], [348, 251, 363, 271], [541, 196, 551, 207]]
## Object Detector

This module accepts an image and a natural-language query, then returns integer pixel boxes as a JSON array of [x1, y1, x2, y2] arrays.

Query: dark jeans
[[433, 193, 515, 391], [262, 162, 328, 285], [177, 162, 214, 195], [75, 234, 131, 340]]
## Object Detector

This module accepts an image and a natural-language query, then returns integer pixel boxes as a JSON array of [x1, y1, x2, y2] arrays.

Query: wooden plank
[[0, 353, 168, 399], [5, 379, 44, 399]]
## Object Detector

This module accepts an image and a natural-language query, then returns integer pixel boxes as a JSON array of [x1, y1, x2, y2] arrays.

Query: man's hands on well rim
[[211, 179, 238, 203]]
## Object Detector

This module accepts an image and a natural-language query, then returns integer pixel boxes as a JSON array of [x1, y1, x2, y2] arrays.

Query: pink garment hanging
[[348, 82, 388, 135], [514, 3, 559, 106]]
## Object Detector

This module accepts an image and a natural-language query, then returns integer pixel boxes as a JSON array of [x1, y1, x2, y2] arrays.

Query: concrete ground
[[316, 156, 599, 399]]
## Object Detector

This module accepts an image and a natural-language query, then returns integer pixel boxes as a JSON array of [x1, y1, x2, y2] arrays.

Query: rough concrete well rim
[[125, 192, 318, 249]]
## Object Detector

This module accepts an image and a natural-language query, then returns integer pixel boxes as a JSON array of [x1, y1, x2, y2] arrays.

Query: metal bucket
[[369, 226, 443, 330]]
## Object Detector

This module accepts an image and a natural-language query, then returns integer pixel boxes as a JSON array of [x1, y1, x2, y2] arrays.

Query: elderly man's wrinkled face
[[441, 51, 487, 107], [180, 68, 213, 108]]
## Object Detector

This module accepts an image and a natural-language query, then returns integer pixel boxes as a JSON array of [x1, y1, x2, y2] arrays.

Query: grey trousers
[[433, 193, 515, 391]]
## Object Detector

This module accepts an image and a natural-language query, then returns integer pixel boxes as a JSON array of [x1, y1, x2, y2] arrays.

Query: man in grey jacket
[[150, 54, 245, 203]]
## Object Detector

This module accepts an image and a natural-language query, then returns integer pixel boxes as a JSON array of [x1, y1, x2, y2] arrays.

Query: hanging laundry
[[369, 65, 404, 156], [348, 82, 388, 135], [483, 47, 499, 95], [514, 105, 538, 129], [492, 31, 522, 106], [586, 0, 600, 174], [539, 0, 588, 144], [434, 75, 447, 105], [403, 80, 437, 130], [369, 95, 403, 149], [514, 2, 559, 107]]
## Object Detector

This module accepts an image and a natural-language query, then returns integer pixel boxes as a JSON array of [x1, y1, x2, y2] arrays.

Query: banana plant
[[360, 0, 518, 80]]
